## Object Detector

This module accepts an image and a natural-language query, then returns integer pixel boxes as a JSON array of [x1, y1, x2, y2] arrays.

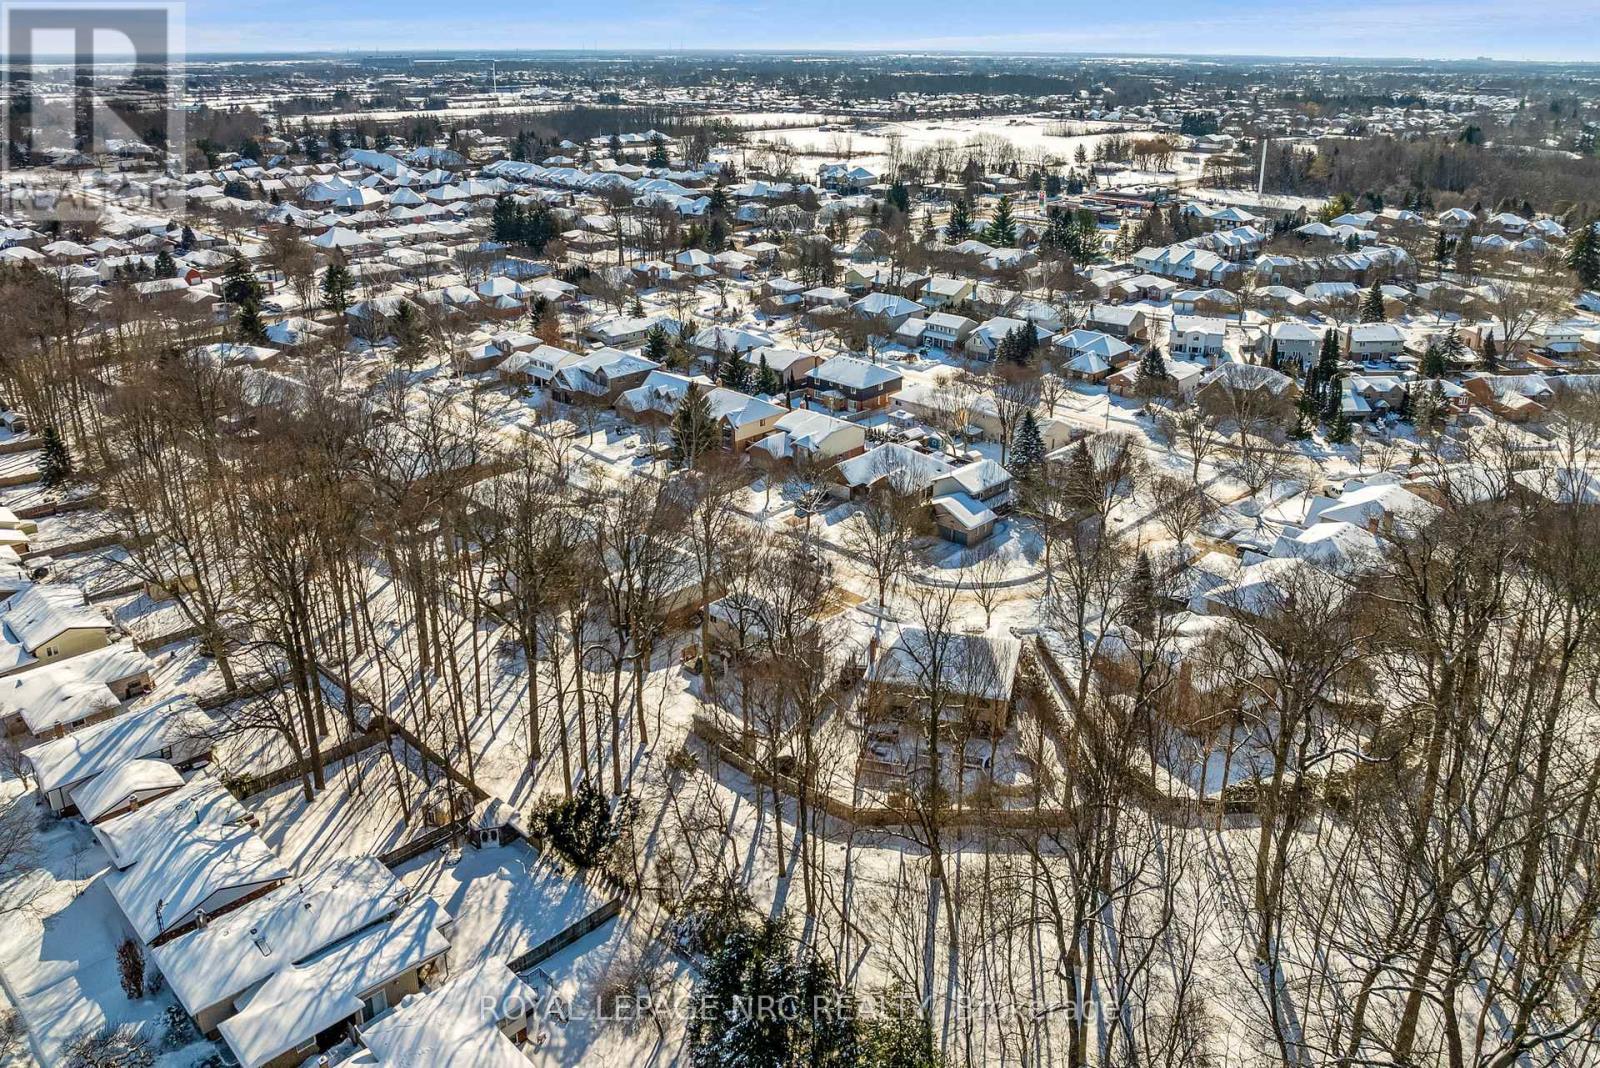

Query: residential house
[[354, 958, 537, 1068], [920, 275, 975, 309], [807, 356, 903, 412], [1107, 358, 1205, 400], [802, 286, 851, 310], [102, 773, 290, 946], [1054, 329, 1134, 382], [1462, 374, 1555, 423], [867, 629, 1024, 736], [1264, 322, 1323, 368], [216, 897, 452, 1068], [615, 371, 787, 451], [0, 642, 155, 741], [1344, 322, 1406, 363], [690, 325, 774, 361], [741, 346, 822, 389], [748, 409, 867, 465], [548, 348, 660, 404], [930, 459, 1013, 545], [1195, 363, 1301, 427], [852, 292, 923, 331], [1085, 304, 1150, 342], [150, 856, 415, 1039], [965, 317, 1051, 360], [920, 312, 977, 352], [68, 758, 184, 825], [1168, 316, 1229, 363], [583, 312, 680, 349], [0, 584, 116, 678]]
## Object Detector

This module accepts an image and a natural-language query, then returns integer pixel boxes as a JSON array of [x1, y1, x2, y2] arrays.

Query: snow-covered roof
[[106, 774, 290, 942], [811, 355, 901, 392], [1306, 481, 1438, 530], [932, 491, 998, 531], [153, 856, 411, 1017], [1269, 521, 1384, 572], [67, 758, 183, 823], [772, 409, 856, 451], [837, 442, 954, 492], [869, 628, 1023, 702], [356, 957, 535, 1068], [218, 897, 452, 1068], [23, 695, 210, 796], [1056, 329, 1132, 361], [0, 583, 109, 651]]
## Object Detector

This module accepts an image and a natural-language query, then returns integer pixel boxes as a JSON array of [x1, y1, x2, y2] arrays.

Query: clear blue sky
[[183, 0, 1594, 62]]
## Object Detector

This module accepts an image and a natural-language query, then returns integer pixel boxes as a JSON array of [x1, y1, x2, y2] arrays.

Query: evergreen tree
[[887, 180, 910, 214], [1135, 346, 1169, 395], [1481, 333, 1499, 371], [1454, 229, 1476, 277], [152, 248, 176, 279], [686, 908, 857, 1067], [38, 426, 73, 487], [859, 995, 943, 1068], [235, 295, 269, 345], [644, 323, 670, 365], [647, 133, 670, 168], [392, 302, 426, 367], [1567, 220, 1600, 290], [999, 324, 1036, 366], [1126, 551, 1157, 636], [538, 779, 635, 870], [1412, 379, 1446, 433], [720, 352, 751, 392], [1359, 280, 1386, 323], [1316, 329, 1341, 396], [1433, 231, 1453, 270], [671, 383, 720, 467], [1321, 375, 1343, 424], [1420, 337, 1447, 378], [945, 198, 972, 242], [985, 195, 1017, 246], [755, 353, 782, 396], [1439, 326, 1467, 368], [321, 262, 352, 316], [1329, 409, 1353, 444], [1010, 410, 1046, 480], [221, 256, 259, 306]]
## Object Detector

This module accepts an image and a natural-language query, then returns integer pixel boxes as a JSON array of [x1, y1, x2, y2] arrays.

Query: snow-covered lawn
[[399, 839, 615, 972], [246, 742, 435, 871]]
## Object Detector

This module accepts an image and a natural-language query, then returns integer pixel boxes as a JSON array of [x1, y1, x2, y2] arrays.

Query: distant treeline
[[1265, 134, 1600, 221]]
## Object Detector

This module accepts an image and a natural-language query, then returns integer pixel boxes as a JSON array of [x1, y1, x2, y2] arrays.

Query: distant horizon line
[[10, 47, 1599, 67]]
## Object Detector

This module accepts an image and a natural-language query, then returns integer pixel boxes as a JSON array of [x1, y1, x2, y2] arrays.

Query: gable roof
[[153, 857, 411, 1018], [811, 355, 901, 392], [106, 774, 290, 942], [24, 695, 210, 796], [355, 958, 536, 1068], [869, 628, 1023, 703], [0, 584, 109, 651], [218, 897, 452, 1068]]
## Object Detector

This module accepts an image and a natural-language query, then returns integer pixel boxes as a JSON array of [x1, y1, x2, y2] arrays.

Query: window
[[359, 988, 388, 1022]]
